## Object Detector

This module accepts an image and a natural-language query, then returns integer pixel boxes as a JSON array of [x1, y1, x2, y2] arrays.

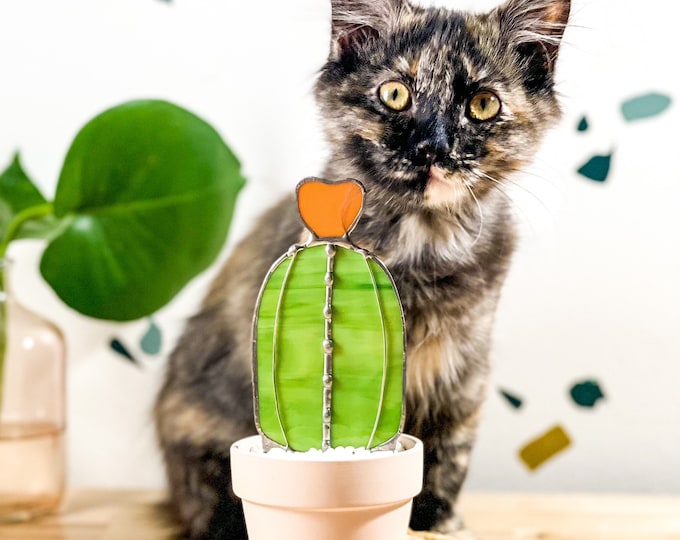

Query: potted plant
[[230, 179, 423, 540], [0, 99, 245, 521]]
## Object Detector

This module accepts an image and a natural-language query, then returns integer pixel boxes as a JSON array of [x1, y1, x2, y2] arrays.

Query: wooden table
[[0, 491, 678, 540]]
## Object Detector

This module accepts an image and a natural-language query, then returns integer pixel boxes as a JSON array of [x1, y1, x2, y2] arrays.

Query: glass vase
[[0, 259, 66, 522]]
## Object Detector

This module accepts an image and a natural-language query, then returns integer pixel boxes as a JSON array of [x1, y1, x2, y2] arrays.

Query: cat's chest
[[357, 211, 482, 277], [401, 300, 493, 412], [404, 320, 464, 400], [393, 261, 499, 403]]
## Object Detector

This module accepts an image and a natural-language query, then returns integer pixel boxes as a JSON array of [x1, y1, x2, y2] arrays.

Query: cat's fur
[[154, 0, 570, 538]]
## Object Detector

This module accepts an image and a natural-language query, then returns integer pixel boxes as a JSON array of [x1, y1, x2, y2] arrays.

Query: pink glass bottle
[[0, 259, 66, 522]]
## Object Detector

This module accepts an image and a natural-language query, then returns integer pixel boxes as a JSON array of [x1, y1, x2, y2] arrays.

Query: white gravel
[[246, 442, 404, 460]]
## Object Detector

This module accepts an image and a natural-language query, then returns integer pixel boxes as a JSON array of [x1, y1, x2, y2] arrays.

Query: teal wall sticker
[[499, 388, 523, 409], [577, 153, 612, 182], [110, 338, 137, 365], [622, 93, 672, 122], [570, 380, 605, 408], [577, 116, 589, 132], [141, 319, 162, 355]]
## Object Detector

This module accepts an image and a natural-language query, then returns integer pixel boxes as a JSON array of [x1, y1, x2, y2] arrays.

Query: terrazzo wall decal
[[577, 116, 589, 132], [141, 318, 162, 355], [110, 338, 138, 366], [577, 153, 612, 182], [622, 93, 672, 122], [577, 90, 671, 183], [499, 388, 523, 410], [570, 379, 605, 408], [519, 425, 572, 471], [110, 319, 164, 365]]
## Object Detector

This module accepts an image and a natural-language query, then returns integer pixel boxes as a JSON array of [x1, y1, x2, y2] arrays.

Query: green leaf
[[40, 100, 245, 321], [0, 154, 59, 245], [0, 153, 47, 213]]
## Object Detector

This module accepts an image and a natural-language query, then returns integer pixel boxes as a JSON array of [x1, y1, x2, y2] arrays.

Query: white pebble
[[249, 441, 402, 461]]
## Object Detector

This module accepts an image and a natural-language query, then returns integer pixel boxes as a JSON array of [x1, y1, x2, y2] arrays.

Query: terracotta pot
[[231, 434, 423, 540]]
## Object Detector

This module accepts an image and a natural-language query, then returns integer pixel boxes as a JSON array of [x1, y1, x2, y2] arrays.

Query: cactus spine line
[[322, 243, 336, 451]]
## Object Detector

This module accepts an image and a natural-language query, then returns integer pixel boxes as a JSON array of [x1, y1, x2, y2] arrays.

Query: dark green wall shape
[[578, 154, 612, 182], [499, 388, 523, 409], [577, 116, 589, 132], [570, 380, 605, 408], [110, 338, 137, 365]]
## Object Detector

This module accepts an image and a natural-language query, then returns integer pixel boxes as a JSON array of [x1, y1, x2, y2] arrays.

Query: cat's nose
[[414, 137, 451, 164], [413, 123, 451, 164]]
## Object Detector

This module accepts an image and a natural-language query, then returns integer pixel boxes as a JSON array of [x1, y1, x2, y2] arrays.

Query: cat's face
[[316, 0, 570, 213]]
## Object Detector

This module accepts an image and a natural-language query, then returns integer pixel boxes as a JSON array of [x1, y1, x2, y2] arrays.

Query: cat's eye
[[379, 81, 411, 112], [468, 91, 501, 121]]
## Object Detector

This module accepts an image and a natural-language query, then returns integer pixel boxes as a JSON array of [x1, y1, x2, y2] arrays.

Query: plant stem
[[0, 203, 54, 259], [0, 262, 6, 415], [0, 202, 54, 414]]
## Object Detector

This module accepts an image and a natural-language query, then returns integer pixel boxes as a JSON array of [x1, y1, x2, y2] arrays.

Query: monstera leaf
[[1, 100, 245, 320]]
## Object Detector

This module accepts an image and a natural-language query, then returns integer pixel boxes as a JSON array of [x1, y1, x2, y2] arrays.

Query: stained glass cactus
[[253, 178, 405, 452]]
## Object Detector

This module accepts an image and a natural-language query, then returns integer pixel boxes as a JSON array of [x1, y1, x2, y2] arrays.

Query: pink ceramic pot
[[230, 434, 423, 540]]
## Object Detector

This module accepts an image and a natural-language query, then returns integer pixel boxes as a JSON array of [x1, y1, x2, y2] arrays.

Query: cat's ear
[[494, 0, 570, 73], [329, 0, 410, 60]]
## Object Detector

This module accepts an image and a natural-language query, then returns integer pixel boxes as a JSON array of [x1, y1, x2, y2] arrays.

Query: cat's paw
[[408, 528, 479, 540]]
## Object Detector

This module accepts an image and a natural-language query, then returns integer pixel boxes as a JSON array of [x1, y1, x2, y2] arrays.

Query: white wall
[[0, 0, 677, 492]]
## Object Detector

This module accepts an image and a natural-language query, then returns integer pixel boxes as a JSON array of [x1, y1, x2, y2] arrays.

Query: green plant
[[254, 179, 404, 452], [0, 99, 245, 400]]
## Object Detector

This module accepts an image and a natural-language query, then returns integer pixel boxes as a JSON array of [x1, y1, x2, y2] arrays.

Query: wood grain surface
[[0, 491, 678, 540]]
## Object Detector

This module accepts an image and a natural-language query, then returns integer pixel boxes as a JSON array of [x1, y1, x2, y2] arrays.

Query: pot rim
[[231, 434, 423, 509]]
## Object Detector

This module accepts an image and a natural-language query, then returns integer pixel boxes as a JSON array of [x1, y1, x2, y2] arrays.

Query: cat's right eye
[[468, 91, 501, 121], [378, 81, 411, 112]]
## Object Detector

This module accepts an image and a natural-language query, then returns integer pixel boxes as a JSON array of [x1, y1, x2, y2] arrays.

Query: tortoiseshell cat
[[155, 0, 570, 538]]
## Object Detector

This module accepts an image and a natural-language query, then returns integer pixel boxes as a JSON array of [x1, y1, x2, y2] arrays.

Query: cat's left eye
[[468, 91, 501, 121], [379, 81, 411, 112]]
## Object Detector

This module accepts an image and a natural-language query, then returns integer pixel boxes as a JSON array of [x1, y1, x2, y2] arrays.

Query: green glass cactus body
[[253, 179, 405, 452]]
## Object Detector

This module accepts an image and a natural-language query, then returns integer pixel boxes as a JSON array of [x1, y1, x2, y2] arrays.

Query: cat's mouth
[[422, 165, 470, 208], [369, 147, 477, 209], [427, 165, 450, 187]]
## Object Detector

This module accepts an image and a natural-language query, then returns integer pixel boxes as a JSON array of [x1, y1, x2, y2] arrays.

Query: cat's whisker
[[477, 169, 550, 215], [472, 170, 519, 201], [464, 181, 484, 248], [511, 160, 562, 190], [473, 173, 514, 206], [471, 170, 540, 237]]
